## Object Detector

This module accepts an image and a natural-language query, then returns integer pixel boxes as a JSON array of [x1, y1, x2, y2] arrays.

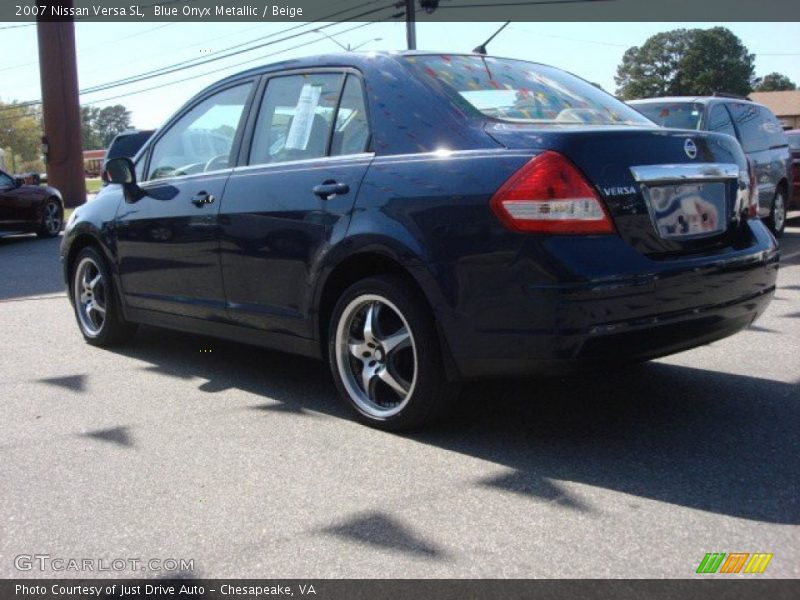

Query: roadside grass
[[85, 178, 103, 194]]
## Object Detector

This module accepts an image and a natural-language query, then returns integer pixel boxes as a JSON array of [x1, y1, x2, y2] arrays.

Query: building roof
[[749, 90, 800, 117], [83, 149, 106, 160]]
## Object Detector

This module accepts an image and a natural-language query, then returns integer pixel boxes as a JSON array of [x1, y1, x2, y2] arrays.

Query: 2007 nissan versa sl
[[62, 52, 779, 430]]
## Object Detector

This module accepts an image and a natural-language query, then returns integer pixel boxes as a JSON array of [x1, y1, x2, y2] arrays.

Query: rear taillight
[[490, 151, 615, 234], [746, 158, 759, 219]]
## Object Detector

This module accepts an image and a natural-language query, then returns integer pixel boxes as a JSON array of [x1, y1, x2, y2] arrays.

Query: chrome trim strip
[[232, 152, 375, 174], [630, 163, 739, 183]]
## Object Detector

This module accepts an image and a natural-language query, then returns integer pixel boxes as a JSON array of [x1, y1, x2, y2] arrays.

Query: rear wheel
[[766, 188, 786, 238], [36, 198, 63, 238], [71, 247, 136, 346], [328, 275, 459, 431]]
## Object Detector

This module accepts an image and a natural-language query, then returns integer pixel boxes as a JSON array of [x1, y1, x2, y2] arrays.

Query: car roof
[[213, 50, 551, 87], [628, 96, 755, 105]]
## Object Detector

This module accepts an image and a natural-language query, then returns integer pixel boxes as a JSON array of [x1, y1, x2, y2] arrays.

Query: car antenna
[[472, 21, 510, 55]]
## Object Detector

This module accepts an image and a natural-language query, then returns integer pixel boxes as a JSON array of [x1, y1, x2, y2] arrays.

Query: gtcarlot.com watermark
[[14, 554, 194, 573]]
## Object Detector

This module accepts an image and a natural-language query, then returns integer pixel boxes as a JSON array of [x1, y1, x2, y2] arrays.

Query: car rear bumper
[[437, 221, 779, 379]]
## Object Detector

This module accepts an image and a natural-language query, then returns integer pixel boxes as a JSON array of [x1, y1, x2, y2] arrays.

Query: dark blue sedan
[[62, 52, 779, 430]]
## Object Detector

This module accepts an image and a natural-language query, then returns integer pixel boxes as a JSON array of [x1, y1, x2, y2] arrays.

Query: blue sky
[[1, 21, 799, 133]]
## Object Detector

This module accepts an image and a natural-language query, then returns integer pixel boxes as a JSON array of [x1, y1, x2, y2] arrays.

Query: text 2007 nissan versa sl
[[62, 53, 779, 430]]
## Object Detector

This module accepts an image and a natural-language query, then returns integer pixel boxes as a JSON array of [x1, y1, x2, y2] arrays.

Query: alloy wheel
[[773, 191, 786, 233], [335, 294, 418, 418], [43, 201, 62, 236], [74, 257, 107, 337]]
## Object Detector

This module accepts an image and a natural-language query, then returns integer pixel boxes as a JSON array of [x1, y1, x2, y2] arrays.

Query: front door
[[219, 72, 373, 338], [115, 82, 254, 319]]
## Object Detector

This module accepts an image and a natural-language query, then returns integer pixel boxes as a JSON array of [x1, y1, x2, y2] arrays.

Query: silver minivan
[[630, 96, 792, 237]]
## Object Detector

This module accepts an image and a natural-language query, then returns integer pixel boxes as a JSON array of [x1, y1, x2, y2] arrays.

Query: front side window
[[0, 171, 14, 188], [632, 102, 704, 130], [147, 83, 252, 181], [707, 104, 736, 138], [250, 73, 342, 165], [406, 55, 652, 127]]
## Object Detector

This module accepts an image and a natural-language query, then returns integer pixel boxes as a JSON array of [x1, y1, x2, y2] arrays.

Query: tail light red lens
[[747, 158, 759, 219], [490, 151, 615, 234]]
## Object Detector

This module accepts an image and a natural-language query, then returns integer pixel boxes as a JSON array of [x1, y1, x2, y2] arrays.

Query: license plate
[[644, 182, 727, 240]]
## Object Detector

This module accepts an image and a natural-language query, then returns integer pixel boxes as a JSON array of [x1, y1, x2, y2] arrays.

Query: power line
[[81, 19, 397, 106], [0, 22, 180, 73], [0, 0, 395, 113], [0, 17, 396, 126], [77, 1, 389, 95]]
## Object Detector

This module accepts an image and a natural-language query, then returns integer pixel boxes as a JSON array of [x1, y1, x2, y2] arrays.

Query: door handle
[[313, 180, 350, 200], [191, 192, 216, 207]]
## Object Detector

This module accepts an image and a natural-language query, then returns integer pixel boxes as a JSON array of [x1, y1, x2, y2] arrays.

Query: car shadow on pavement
[[110, 326, 799, 526]]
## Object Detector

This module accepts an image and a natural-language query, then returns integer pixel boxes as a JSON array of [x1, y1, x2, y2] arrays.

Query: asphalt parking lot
[[1, 219, 799, 579]]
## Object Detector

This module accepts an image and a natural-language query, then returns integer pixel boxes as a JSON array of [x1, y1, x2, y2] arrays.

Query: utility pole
[[405, 0, 416, 50], [36, 0, 85, 208]]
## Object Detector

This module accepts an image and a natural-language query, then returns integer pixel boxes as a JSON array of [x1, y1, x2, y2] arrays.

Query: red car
[[0, 169, 64, 238], [788, 129, 800, 206]]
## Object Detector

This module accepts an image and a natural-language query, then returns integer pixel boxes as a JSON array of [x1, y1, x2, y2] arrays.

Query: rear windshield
[[106, 131, 154, 160], [788, 133, 800, 150], [405, 55, 652, 127], [631, 102, 704, 130]]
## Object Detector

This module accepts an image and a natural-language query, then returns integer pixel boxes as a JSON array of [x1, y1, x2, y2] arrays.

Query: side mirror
[[105, 157, 144, 202], [13, 177, 24, 187]]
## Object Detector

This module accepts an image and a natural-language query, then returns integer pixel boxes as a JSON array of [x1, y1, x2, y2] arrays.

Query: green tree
[[754, 72, 797, 92], [95, 105, 132, 147], [81, 106, 103, 149], [615, 27, 755, 99], [0, 101, 42, 172], [80, 104, 133, 148]]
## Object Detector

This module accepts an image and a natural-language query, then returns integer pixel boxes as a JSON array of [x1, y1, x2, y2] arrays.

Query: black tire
[[71, 246, 137, 346], [328, 274, 459, 431], [765, 187, 787, 238], [36, 197, 63, 238]]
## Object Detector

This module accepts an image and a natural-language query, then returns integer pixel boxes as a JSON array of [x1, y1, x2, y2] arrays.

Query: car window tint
[[331, 75, 370, 156], [728, 103, 773, 153], [250, 73, 342, 165], [761, 108, 788, 149], [147, 83, 252, 181], [0, 172, 13, 187], [408, 55, 651, 127], [707, 105, 736, 138], [632, 102, 703, 130]]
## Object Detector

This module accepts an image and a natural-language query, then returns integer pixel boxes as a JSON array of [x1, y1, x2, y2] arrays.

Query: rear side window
[[331, 75, 370, 156], [728, 103, 786, 153], [249, 73, 343, 165], [406, 55, 651, 127], [632, 102, 703, 130], [707, 105, 736, 138], [789, 133, 800, 151]]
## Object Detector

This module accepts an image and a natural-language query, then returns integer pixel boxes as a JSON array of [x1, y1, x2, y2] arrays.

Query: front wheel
[[328, 275, 459, 431], [36, 198, 63, 238], [71, 247, 136, 346], [766, 188, 786, 238]]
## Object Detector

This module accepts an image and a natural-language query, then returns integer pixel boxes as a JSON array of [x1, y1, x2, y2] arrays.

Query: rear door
[[115, 81, 255, 319], [219, 70, 373, 338]]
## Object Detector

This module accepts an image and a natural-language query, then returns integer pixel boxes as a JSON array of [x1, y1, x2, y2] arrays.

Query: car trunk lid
[[486, 123, 751, 257]]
